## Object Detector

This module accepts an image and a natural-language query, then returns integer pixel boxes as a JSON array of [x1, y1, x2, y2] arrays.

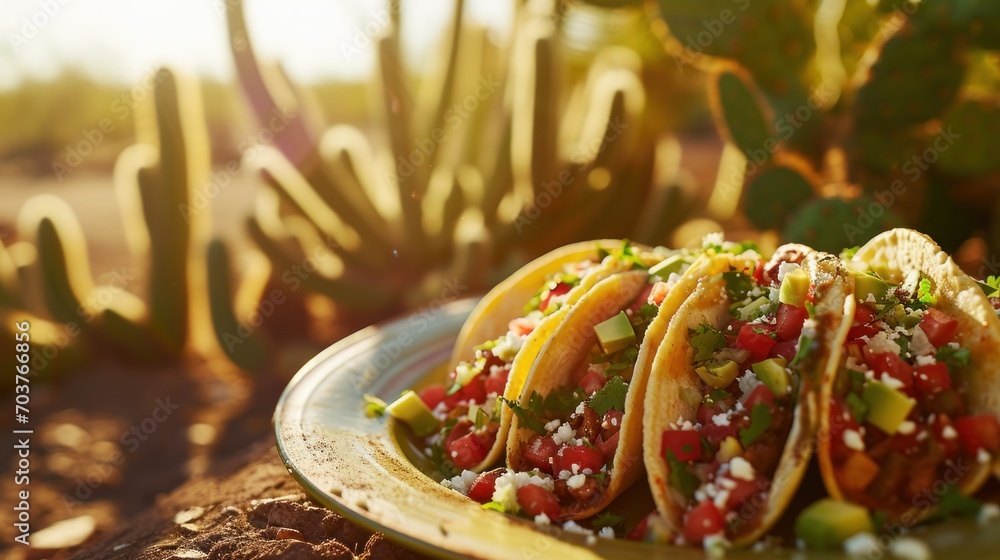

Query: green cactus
[[783, 196, 906, 253], [710, 67, 774, 161], [207, 239, 270, 372], [915, 179, 987, 253], [853, 24, 965, 126], [936, 99, 1000, 176], [742, 162, 817, 231]]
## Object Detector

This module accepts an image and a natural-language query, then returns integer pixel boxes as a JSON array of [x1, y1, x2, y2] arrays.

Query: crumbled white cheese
[[729, 457, 756, 481], [846, 355, 870, 373], [575, 401, 587, 416], [534, 513, 551, 525], [941, 425, 957, 439], [557, 469, 572, 481], [567, 474, 586, 489], [598, 526, 615, 539], [880, 373, 905, 390], [909, 326, 935, 357], [898, 421, 916, 435], [712, 413, 731, 427], [713, 489, 731, 510], [544, 419, 561, 432], [588, 361, 609, 377], [948, 342, 960, 349], [738, 373, 762, 402], [492, 332, 526, 362], [704, 533, 731, 558], [702, 232, 725, 248], [915, 354, 937, 366], [561, 520, 593, 535], [843, 429, 865, 451], [441, 470, 480, 495], [978, 449, 992, 464], [491, 471, 555, 512], [978, 503, 1000, 525], [889, 537, 932, 560], [776, 262, 801, 284], [669, 418, 700, 431], [718, 477, 737, 490], [843, 532, 880, 557], [916, 430, 929, 441], [867, 332, 902, 356], [553, 423, 577, 446]]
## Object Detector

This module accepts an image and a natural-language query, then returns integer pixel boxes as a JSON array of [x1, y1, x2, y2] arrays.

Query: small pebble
[[173, 506, 206, 524], [31, 515, 96, 549], [275, 527, 305, 541]]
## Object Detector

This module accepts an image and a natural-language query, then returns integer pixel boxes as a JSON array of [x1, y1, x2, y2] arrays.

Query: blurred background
[[2, 0, 1000, 554]]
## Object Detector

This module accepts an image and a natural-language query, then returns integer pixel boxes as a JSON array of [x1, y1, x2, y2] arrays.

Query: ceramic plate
[[274, 298, 1000, 559]]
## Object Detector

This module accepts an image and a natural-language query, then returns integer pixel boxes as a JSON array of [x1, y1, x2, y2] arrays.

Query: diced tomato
[[627, 511, 655, 541], [955, 415, 1000, 456], [419, 384, 447, 410], [683, 501, 726, 543], [847, 324, 880, 341], [736, 324, 777, 363], [601, 410, 625, 439], [866, 352, 914, 394], [920, 308, 958, 348], [508, 317, 536, 337], [700, 422, 738, 448], [662, 430, 702, 462], [743, 385, 776, 414], [557, 445, 606, 474], [649, 282, 669, 306], [914, 362, 952, 396], [828, 398, 860, 462], [443, 375, 488, 408], [775, 304, 809, 342], [933, 414, 961, 460], [627, 283, 655, 315], [724, 476, 763, 511], [599, 431, 620, 462], [539, 282, 573, 312], [697, 402, 717, 426], [447, 432, 489, 469], [854, 304, 878, 326], [890, 429, 922, 456], [768, 341, 798, 362], [516, 484, 561, 519], [837, 452, 879, 493], [484, 366, 510, 396], [523, 435, 559, 474], [467, 470, 502, 503], [752, 261, 765, 284], [578, 370, 607, 396]]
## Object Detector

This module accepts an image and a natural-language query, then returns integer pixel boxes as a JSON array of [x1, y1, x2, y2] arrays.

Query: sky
[[0, 0, 512, 88]]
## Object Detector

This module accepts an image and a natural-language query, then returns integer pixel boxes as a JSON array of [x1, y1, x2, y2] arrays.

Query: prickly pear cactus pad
[[853, 24, 966, 126], [710, 67, 775, 159], [742, 163, 816, 231], [937, 99, 1000, 176], [783, 195, 906, 252]]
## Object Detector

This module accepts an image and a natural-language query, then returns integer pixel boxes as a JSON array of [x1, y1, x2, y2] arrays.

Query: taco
[[414, 240, 663, 474], [479, 238, 754, 522], [817, 229, 1000, 522], [642, 245, 852, 547]]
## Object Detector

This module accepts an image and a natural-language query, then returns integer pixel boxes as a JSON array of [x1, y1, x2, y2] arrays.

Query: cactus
[[783, 196, 906, 253], [709, 67, 774, 162], [207, 239, 270, 373], [936, 99, 1000, 176], [742, 161, 817, 231]]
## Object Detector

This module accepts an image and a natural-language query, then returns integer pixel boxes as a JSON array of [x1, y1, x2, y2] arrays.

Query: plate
[[275, 298, 1000, 559]]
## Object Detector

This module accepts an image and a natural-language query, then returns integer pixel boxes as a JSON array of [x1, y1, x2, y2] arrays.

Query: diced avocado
[[454, 361, 481, 387], [386, 390, 439, 437], [861, 381, 915, 434], [737, 296, 771, 321], [595, 311, 637, 354], [752, 358, 791, 396], [716, 436, 743, 463], [852, 271, 889, 304], [795, 499, 873, 549], [779, 268, 811, 307], [696, 360, 739, 389], [649, 254, 687, 278]]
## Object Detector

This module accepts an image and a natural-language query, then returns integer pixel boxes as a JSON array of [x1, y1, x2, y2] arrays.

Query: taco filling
[[663, 258, 816, 544], [420, 258, 601, 472], [827, 268, 1000, 517]]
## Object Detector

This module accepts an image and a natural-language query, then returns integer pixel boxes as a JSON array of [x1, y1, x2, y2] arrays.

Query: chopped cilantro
[[936, 345, 971, 370], [689, 323, 727, 362], [752, 326, 777, 338], [502, 397, 546, 435], [870, 510, 888, 535], [527, 391, 546, 416], [789, 335, 813, 367], [666, 450, 700, 500], [875, 296, 903, 320], [845, 392, 868, 423], [739, 403, 773, 447], [363, 394, 387, 418], [848, 369, 867, 393], [979, 276, 1000, 298], [607, 347, 640, 373], [595, 470, 607, 485], [896, 336, 909, 358], [931, 484, 982, 520], [722, 270, 754, 302], [917, 278, 937, 305], [638, 303, 659, 321], [703, 388, 732, 405], [590, 375, 629, 416], [592, 513, 625, 529], [543, 386, 587, 416], [841, 246, 860, 260], [804, 301, 817, 319], [474, 406, 489, 430], [482, 501, 506, 513]]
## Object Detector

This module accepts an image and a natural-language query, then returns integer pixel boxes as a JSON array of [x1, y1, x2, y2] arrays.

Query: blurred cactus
[[657, 0, 1000, 253], [207, 0, 700, 371], [5, 68, 211, 374]]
